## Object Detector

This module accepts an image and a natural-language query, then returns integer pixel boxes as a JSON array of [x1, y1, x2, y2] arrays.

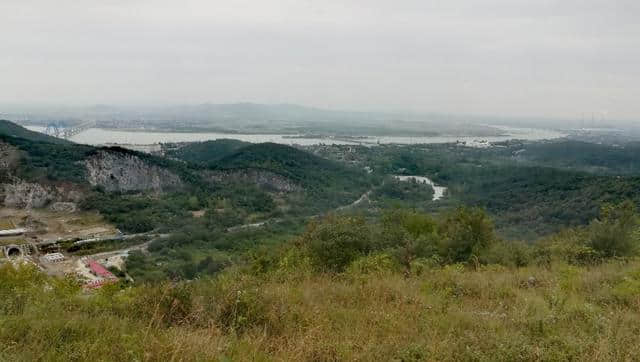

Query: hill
[[166, 139, 250, 165], [0, 119, 70, 144], [4, 205, 640, 360], [2, 104, 501, 136], [513, 140, 640, 174], [214, 142, 360, 185], [342, 142, 640, 239]]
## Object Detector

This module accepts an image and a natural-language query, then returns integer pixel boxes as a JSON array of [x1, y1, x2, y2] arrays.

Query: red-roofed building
[[86, 258, 116, 280]]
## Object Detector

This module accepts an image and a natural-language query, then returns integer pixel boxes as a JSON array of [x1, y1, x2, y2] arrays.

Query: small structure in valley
[[86, 258, 117, 279], [42, 252, 65, 263], [82, 258, 118, 289], [0, 228, 28, 237]]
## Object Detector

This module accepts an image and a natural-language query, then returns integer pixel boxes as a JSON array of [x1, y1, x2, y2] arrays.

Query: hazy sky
[[1, 0, 639, 120]]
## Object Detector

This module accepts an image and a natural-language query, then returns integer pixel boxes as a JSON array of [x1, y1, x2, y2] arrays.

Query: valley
[[3, 119, 640, 360]]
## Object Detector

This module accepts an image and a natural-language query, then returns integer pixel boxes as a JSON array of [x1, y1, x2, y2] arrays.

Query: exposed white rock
[[84, 150, 182, 192], [2, 180, 54, 209]]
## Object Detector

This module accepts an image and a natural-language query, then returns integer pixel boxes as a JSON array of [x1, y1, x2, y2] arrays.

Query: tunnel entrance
[[4, 246, 24, 258]]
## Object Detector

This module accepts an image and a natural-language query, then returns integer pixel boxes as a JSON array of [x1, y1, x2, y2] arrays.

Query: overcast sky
[[1, 0, 639, 120]]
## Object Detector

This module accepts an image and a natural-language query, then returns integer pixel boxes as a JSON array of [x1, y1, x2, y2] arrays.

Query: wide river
[[26, 125, 564, 146]]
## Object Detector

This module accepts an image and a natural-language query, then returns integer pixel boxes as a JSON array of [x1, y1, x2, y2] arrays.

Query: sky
[[1, 0, 639, 120]]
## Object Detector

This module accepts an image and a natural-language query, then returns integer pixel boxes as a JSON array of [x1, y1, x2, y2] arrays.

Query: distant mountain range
[[0, 103, 504, 136], [2, 103, 636, 133]]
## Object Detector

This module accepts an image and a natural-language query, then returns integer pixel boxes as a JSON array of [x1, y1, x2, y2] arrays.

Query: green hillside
[[0, 120, 70, 144], [214, 142, 368, 186], [514, 140, 640, 174], [167, 139, 250, 165], [0, 121, 94, 183]]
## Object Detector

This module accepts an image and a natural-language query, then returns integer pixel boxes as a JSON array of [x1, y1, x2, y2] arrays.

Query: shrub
[[439, 207, 495, 263], [478, 240, 533, 267], [128, 283, 195, 326], [346, 253, 397, 278], [588, 201, 640, 258], [0, 264, 47, 315], [301, 215, 373, 272], [206, 273, 283, 335]]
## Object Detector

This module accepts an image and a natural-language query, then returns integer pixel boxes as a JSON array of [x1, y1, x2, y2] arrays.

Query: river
[[25, 126, 564, 146], [393, 175, 447, 201]]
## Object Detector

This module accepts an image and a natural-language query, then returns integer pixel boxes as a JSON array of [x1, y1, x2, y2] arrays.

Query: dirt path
[[227, 188, 374, 232]]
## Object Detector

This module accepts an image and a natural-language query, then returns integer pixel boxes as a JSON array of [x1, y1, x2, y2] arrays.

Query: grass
[[0, 220, 15, 229], [0, 238, 27, 247], [2, 260, 640, 361]]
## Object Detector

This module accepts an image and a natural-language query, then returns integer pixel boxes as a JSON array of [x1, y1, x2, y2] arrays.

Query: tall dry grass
[[2, 259, 640, 361]]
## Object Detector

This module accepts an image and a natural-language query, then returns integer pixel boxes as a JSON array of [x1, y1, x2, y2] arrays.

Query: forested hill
[[171, 141, 376, 190], [0, 120, 191, 186], [0, 119, 70, 144], [214, 143, 357, 183], [513, 140, 640, 174], [166, 139, 250, 165], [0, 120, 371, 195]]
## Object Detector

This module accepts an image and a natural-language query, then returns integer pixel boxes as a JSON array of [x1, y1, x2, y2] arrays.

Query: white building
[[43, 253, 65, 263], [0, 228, 28, 237]]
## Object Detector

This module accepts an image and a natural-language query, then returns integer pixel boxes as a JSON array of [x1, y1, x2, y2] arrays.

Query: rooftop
[[86, 258, 116, 279]]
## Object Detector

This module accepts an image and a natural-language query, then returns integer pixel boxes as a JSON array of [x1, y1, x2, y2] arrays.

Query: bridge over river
[[44, 120, 95, 139]]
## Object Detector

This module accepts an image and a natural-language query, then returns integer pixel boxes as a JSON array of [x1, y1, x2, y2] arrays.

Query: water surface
[[26, 126, 564, 146], [393, 175, 447, 201]]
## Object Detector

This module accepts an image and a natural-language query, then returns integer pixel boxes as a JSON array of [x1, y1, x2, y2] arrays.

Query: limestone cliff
[[2, 180, 53, 209], [84, 150, 183, 192], [0, 141, 20, 177], [1, 179, 84, 209]]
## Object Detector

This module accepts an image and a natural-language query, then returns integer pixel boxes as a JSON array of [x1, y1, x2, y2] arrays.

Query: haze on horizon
[[1, 0, 639, 121]]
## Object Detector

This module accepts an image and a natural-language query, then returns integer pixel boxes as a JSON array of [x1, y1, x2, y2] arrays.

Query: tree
[[380, 209, 438, 267], [439, 207, 495, 263], [588, 201, 640, 258], [301, 215, 372, 272]]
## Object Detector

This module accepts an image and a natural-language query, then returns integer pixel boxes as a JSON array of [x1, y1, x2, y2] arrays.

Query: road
[[227, 188, 373, 232]]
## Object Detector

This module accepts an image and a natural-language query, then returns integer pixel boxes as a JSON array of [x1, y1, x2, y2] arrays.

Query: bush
[[478, 240, 533, 267], [346, 253, 397, 278], [206, 273, 282, 335], [301, 215, 373, 272], [439, 207, 496, 263], [588, 201, 640, 258], [128, 283, 195, 326]]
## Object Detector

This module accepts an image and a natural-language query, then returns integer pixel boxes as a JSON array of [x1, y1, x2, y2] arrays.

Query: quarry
[[0, 206, 144, 288]]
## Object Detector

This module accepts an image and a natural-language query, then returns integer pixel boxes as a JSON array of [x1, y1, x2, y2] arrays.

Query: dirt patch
[[191, 210, 206, 218], [0, 207, 117, 242]]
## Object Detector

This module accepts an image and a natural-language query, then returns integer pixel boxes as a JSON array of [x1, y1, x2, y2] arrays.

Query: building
[[85, 258, 117, 280], [43, 252, 65, 263], [0, 228, 28, 237]]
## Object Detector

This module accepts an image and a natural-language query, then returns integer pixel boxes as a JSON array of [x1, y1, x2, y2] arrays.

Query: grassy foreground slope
[[2, 258, 640, 360], [4, 204, 640, 360]]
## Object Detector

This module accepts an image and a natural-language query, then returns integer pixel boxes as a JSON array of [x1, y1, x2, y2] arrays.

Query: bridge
[[44, 120, 95, 139]]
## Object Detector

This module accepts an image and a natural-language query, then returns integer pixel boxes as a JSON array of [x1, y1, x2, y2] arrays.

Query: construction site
[[0, 207, 150, 288]]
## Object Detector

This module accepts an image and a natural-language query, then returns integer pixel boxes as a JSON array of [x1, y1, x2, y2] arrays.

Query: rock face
[[50, 202, 77, 213], [84, 150, 183, 192], [0, 141, 20, 175], [2, 180, 55, 209], [0, 179, 83, 209], [208, 168, 299, 192]]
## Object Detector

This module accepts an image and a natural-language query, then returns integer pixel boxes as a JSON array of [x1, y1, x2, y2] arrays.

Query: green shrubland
[[3, 202, 640, 361]]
